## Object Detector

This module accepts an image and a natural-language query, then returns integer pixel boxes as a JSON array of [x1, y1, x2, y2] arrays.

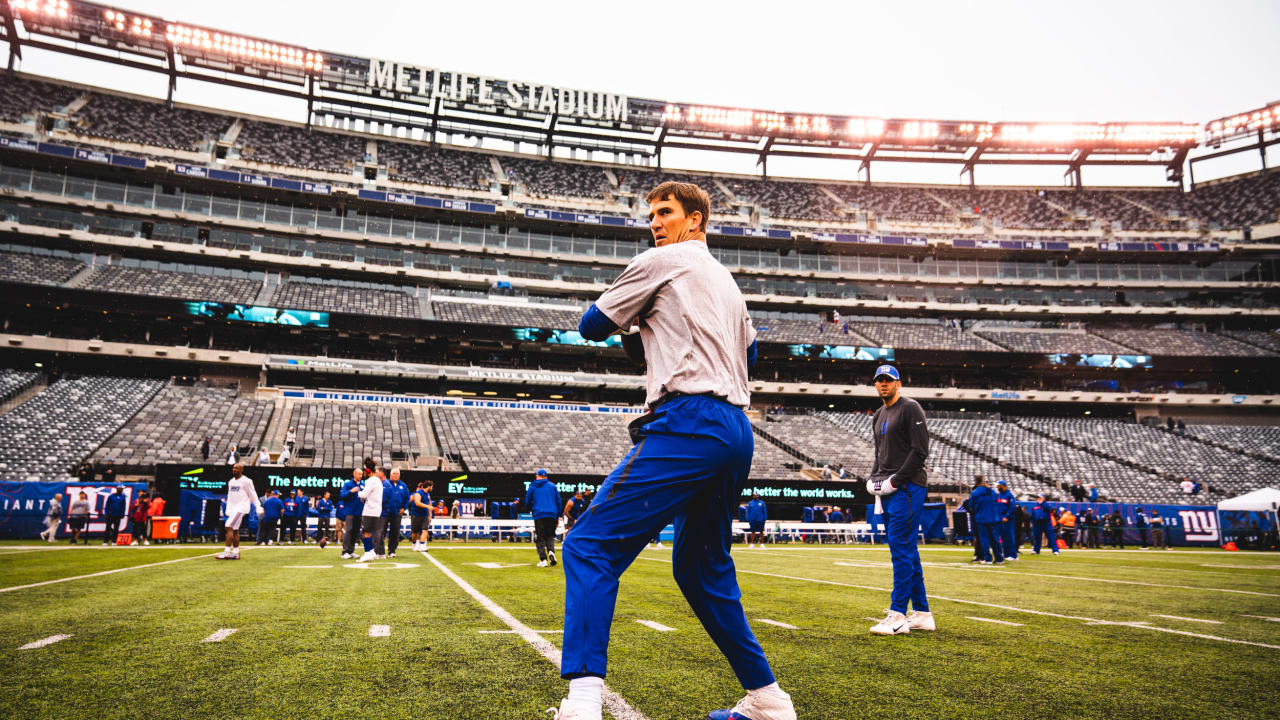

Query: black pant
[[258, 518, 278, 544], [534, 517, 557, 561], [342, 515, 362, 554], [1139, 527, 1149, 547], [132, 519, 146, 541], [386, 515, 402, 554], [366, 516, 386, 555], [105, 517, 123, 544], [281, 516, 298, 542], [316, 516, 330, 541]]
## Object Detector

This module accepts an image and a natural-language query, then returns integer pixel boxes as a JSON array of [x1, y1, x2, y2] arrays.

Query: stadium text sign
[[366, 60, 629, 122]]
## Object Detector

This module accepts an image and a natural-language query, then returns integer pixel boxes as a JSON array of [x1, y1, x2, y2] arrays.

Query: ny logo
[[1177, 510, 1219, 542]]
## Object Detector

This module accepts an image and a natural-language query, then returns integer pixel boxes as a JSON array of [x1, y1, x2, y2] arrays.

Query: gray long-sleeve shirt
[[45, 498, 62, 521], [870, 395, 930, 487]]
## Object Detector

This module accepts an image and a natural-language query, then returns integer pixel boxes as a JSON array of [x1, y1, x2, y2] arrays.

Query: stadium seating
[[1186, 423, 1280, 461], [827, 183, 955, 224], [752, 415, 875, 477], [431, 299, 583, 329], [1185, 171, 1280, 230], [0, 248, 86, 287], [722, 179, 845, 221], [268, 280, 420, 319], [0, 74, 81, 122], [750, 316, 877, 345], [502, 157, 610, 200], [1014, 417, 1280, 501], [614, 170, 737, 213], [80, 266, 262, 304], [75, 95, 230, 151], [237, 122, 365, 174], [0, 375, 164, 482], [1090, 328, 1274, 357], [0, 369, 40, 405], [92, 384, 274, 468], [285, 401, 420, 468], [1217, 330, 1280, 354], [379, 141, 493, 189], [973, 329, 1135, 354], [853, 320, 1003, 352]]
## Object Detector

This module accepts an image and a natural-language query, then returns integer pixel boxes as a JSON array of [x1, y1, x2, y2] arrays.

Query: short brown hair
[[646, 181, 710, 232]]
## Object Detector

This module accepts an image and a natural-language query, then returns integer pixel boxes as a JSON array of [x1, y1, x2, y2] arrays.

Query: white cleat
[[340, 552, 352, 559], [356, 551, 374, 562], [710, 687, 798, 720], [548, 698, 602, 720], [870, 610, 910, 635], [537, 560, 548, 568], [654, 542, 664, 548], [906, 610, 936, 631]]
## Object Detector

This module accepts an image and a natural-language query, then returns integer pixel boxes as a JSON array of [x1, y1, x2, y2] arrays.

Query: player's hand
[[866, 477, 898, 496]]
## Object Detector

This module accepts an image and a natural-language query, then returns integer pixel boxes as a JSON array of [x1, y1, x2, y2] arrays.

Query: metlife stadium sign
[[365, 59, 630, 123]]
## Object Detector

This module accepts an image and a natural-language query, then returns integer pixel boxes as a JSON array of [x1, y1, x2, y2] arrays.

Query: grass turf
[[0, 541, 1276, 719]]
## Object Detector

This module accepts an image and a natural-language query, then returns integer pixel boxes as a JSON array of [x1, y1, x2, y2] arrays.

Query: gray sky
[[9, 0, 1279, 186]]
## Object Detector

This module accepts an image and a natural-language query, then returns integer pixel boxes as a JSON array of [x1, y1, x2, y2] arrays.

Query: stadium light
[[164, 22, 323, 71], [8, 0, 69, 19], [1205, 103, 1279, 143]]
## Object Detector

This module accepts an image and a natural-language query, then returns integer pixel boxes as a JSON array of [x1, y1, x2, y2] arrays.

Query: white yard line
[[368, 625, 391, 637], [201, 628, 238, 643], [1151, 614, 1223, 624], [421, 551, 651, 720], [967, 617, 1025, 627], [830, 558, 1279, 598], [754, 619, 799, 630], [634, 620, 676, 632], [19, 634, 73, 650], [638, 556, 1280, 651], [1241, 614, 1280, 622], [282, 565, 333, 569], [0, 552, 219, 594]]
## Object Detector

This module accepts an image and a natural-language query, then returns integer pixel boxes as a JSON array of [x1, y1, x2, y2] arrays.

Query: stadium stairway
[[63, 265, 96, 290], [0, 380, 46, 417], [258, 395, 291, 461], [749, 423, 822, 479], [253, 275, 276, 306], [410, 405, 436, 467]]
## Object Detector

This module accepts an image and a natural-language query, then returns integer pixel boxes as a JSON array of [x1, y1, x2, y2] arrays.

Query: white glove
[[866, 476, 899, 497]]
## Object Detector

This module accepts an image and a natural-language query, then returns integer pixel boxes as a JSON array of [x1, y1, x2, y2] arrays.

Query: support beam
[[165, 43, 177, 106], [960, 144, 986, 189], [2, 2, 21, 72], [654, 125, 668, 172], [757, 136, 775, 180], [858, 142, 879, 185]]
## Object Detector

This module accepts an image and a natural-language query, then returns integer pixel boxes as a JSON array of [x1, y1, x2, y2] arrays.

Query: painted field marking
[[282, 565, 332, 569], [635, 620, 676, 632], [1241, 614, 1280, 622], [0, 552, 219, 594], [343, 562, 418, 570], [421, 551, 651, 720], [478, 629, 563, 634], [1151, 614, 1223, 624], [832, 559, 1280, 598], [470, 562, 529, 569], [967, 617, 1025, 627], [1202, 564, 1280, 570], [755, 619, 799, 630], [19, 634, 73, 650], [639, 556, 1280, 651], [368, 625, 391, 637], [202, 629, 238, 643]]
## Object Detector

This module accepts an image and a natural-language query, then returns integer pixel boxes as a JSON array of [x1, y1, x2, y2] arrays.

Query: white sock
[[750, 682, 788, 700], [567, 676, 603, 710], [223, 546, 230, 554]]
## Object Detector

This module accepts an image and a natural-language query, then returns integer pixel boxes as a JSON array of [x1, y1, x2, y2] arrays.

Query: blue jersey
[[282, 497, 301, 518], [969, 485, 1000, 524], [408, 489, 432, 516], [995, 489, 1016, 520], [261, 496, 284, 521], [340, 479, 364, 517], [1029, 500, 1054, 522], [745, 499, 767, 524], [524, 478, 561, 519], [384, 481, 409, 517], [315, 498, 334, 517], [104, 493, 127, 517]]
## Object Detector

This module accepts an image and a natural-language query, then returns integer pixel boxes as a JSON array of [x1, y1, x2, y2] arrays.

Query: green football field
[[0, 540, 1277, 720]]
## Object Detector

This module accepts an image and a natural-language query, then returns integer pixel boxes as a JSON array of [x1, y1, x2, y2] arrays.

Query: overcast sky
[[9, 0, 1279, 186]]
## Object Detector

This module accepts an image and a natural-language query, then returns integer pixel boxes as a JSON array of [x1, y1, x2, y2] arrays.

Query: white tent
[[1217, 487, 1280, 512]]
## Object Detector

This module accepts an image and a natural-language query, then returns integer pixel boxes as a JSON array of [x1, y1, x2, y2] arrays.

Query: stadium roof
[[2, 0, 1277, 185]]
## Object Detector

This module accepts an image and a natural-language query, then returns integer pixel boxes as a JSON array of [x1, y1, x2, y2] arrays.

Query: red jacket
[[147, 497, 166, 516], [129, 499, 149, 522]]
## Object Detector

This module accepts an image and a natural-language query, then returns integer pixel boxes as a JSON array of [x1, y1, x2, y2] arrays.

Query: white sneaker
[[870, 610, 910, 635], [130, 540, 137, 546], [549, 698, 602, 720], [712, 687, 797, 720], [906, 611, 936, 631], [214, 552, 231, 560], [654, 542, 664, 548], [356, 551, 373, 562], [375, 554, 385, 560], [389, 552, 397, 558], [340, 552, 351, 559], [537, 560, 548, 568]]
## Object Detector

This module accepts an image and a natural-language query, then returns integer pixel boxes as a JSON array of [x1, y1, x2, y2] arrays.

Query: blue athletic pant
[[883, 481, 930, 614], [1031, 520, 1058, 553], [1000, 519, 1018, 559], [976, 522, 1004, 562], [560, 396, 775, 690]]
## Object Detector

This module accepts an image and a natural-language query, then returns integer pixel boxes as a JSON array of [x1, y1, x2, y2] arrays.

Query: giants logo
[[1178, 510, 1220, 542]]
